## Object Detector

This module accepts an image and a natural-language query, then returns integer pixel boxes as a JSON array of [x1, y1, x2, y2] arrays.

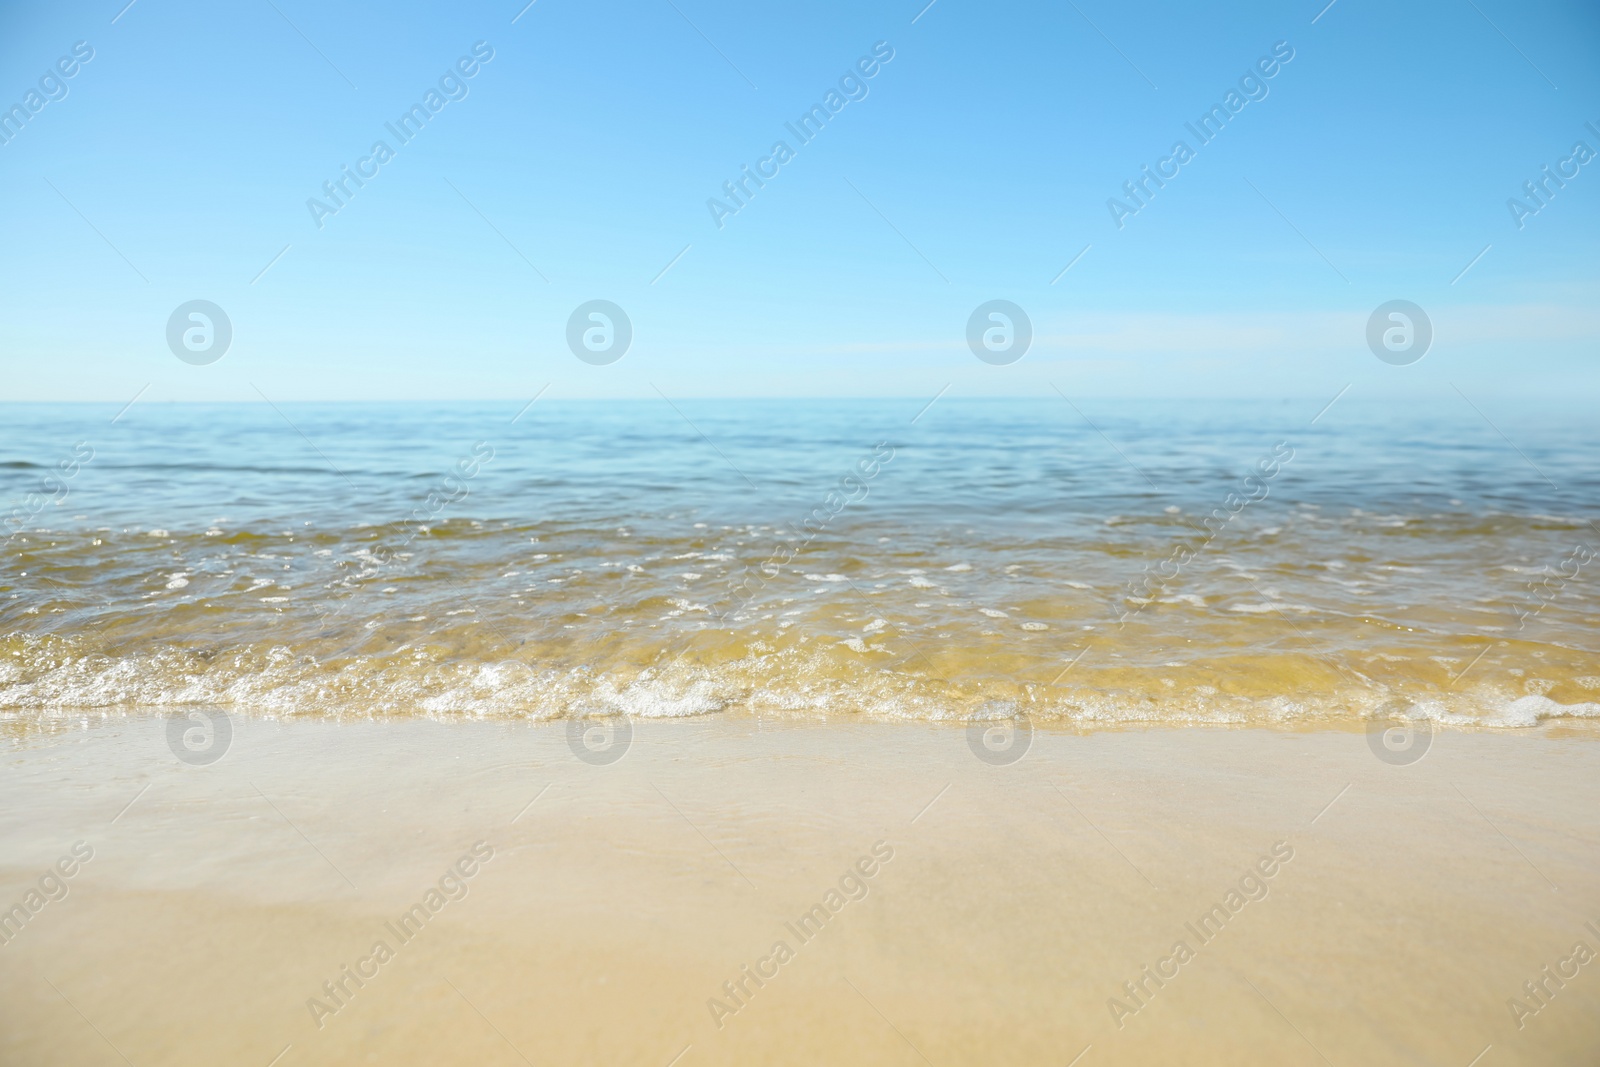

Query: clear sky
[[1, 0, 1596, 401]]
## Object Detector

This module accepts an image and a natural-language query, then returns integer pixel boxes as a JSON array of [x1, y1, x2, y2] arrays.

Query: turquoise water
[[2, 397, 1597, 726]]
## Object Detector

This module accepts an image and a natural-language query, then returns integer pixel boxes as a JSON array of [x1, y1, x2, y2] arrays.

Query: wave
[[3, 632, 1598, 730]]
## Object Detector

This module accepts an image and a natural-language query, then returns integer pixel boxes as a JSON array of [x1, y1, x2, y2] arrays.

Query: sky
[[0, 0, 1596, 402]]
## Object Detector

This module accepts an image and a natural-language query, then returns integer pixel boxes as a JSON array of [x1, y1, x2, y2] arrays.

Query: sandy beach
[[3, 715, 1596, 1066], [6, 0, 1599, 1061]]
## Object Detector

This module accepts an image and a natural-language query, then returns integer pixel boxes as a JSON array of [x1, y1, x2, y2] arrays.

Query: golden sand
[[2, 716, 1597, 1065]]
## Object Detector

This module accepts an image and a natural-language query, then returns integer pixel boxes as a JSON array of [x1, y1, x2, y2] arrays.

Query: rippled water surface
[[3, 397, 1597, 729]]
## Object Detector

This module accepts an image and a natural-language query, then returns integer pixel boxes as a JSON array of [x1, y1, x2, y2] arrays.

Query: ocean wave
[[3, 632, 1598, 731]]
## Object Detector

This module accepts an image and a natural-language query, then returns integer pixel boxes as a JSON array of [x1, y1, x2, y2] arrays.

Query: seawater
[[2, 397, 1597, 728]]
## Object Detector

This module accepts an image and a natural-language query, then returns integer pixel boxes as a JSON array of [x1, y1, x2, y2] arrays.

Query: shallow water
[[2, 397, 1596, 727]]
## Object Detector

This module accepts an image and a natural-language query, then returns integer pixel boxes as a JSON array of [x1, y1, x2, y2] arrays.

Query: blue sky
[[1, 0, 1596, 401]]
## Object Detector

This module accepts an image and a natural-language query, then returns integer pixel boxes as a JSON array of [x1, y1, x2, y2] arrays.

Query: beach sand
[[2, 715, 1597, 1066]]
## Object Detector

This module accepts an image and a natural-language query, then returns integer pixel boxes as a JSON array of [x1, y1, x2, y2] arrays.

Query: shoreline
[[10, 699, 1600, 735]]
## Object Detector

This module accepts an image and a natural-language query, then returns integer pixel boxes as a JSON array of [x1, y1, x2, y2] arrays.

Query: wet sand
[[2, 715, 1597, 1066]]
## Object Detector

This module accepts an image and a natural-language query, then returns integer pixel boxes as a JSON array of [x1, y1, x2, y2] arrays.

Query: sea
[[2, 396, 1596, 730]]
